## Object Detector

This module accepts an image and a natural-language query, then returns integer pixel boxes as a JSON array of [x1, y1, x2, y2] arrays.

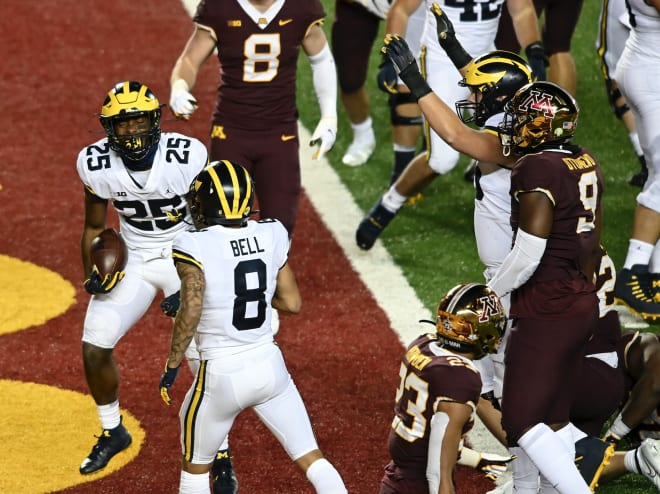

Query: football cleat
[[405, 192, 424, 206], [614, 265, 660, 321], [574, 436, 615, 491], [212, 448, 239, 494], [79, 419, 132, 474], [635, 438, 660, 489], [342, 132, 376, 167], [355, 199, 397, 250]]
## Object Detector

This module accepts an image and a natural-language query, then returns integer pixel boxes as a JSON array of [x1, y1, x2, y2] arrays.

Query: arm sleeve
[[308, 43, 337, 119], [426, 411, 449, 494], [487, 229, 547, 298]]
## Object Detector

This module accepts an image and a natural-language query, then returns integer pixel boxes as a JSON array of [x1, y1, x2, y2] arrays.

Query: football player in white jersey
[[158, 160, 347, 494], [613, 0, 660, 322], [596, 0, 648, 187], [356, 0, 544, 250], [76, 81, 208, 475]]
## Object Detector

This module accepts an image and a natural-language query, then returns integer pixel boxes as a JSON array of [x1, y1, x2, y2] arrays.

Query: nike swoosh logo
[[281, 134, 296, 142], [279, 19, 293, 26]]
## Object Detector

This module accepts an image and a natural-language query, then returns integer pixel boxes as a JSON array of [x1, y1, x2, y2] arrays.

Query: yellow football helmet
[[456, 50, 533, 127], [99, 81, 162, 162], [189, 160, 255, 227]]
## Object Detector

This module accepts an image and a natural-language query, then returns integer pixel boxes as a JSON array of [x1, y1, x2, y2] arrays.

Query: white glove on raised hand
[[169, 79, 198, 120], [310, 116, 337, 160]]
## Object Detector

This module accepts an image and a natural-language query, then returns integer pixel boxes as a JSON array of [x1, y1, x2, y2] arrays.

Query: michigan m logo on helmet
[[189, 160, 255, 228], [456, 50, 533, 127]]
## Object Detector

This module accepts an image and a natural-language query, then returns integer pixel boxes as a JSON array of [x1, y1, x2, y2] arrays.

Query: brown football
[[90, 228, 128, 279]]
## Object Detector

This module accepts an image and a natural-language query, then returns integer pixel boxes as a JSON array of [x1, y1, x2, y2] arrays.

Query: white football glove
[[458, 447, 516, 482], [309, 116, 337, 160], [169, 79, 198, 120]]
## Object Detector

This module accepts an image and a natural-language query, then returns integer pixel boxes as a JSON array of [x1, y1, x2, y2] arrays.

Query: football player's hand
[[382, 34, 416, 75], [431, 2, 456, 47], [524, 42, 548, 81], [382, 35, 431, 101], [169, 79, 198, 120], [161, 290, 180, 318], [376, 54, 399, 94], [430, 3, 472, 69], [159, 363, 180, 406], [476, 452, 516, 481], [310, 116, 337, 160], [84, 267, 125, 295]]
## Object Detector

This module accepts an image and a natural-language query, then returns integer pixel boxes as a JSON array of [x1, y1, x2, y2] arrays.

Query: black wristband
[[524, 41, 546, 60], [399, 64, 432, 101], [442, 39, 472, 70]]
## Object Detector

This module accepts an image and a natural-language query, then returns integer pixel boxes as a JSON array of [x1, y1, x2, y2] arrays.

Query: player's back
[[194, 0, 326, 130], [172, 219, 290, 356], [386, 334, 481, 475]]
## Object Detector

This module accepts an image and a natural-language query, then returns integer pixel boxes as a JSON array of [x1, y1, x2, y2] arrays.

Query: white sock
[[382, 186, 407, 212], [555, 424, 577, 457], [629, 131, 644, 157], [569, 423, 587, 442], [351, 117, 374, 141], [305, 458, 347, 494], [98, 400, 121, 430], [538, 425, 577, 494], [179, 470, 210, 494], [624, 239, 654, 269], [393, 143, 416, 153], [509, 446, 539, 493], [624, 447, 641, 473], [518, 423, 591, 493]]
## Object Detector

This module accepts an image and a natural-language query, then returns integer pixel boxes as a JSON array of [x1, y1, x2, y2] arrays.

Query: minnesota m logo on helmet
[[477, 294, 504, 324], [517, 89, 556, 118]]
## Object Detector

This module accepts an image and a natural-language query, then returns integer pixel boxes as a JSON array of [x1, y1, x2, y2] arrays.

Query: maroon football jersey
[[385, 334, 481, 478], [509, 146, 604, 318], [194, 0, 326, 131]]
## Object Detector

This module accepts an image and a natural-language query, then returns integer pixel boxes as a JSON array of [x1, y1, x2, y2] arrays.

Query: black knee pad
[[606, 83, 630, 119], [389, 93, 423, 126]]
